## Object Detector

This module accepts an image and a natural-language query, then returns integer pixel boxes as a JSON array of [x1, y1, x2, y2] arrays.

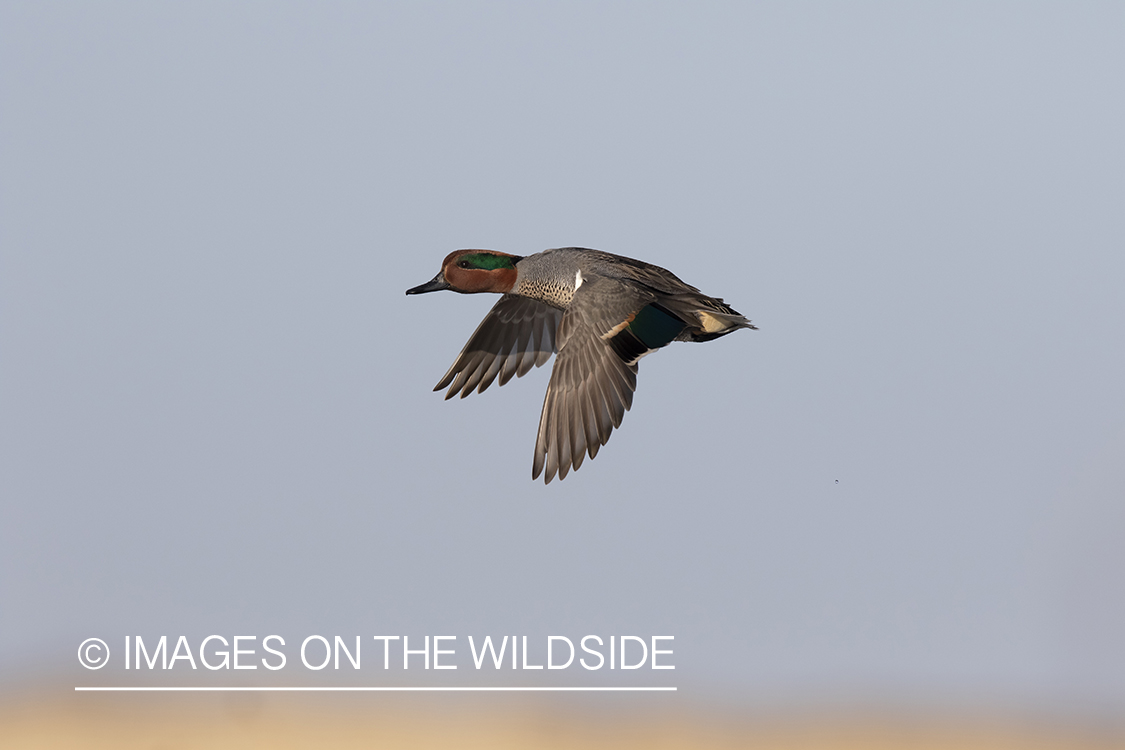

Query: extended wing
[[434, 295, 564, 399], [533, 276, 655, 483]]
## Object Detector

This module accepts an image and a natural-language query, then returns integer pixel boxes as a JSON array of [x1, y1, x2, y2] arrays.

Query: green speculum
[[628, 304, 685, 349]]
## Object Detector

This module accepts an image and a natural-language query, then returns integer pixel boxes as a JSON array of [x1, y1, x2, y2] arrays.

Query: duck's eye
[[458, 261, 472, 269]]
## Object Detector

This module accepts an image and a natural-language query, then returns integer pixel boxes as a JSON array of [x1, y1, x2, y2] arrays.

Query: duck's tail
[[659, 295, 757, 342]]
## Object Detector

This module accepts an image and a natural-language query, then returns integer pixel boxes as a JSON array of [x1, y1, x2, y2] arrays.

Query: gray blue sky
[[2, 1, 1123, 717]]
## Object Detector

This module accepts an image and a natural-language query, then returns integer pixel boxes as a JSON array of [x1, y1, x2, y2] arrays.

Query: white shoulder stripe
[[574, 270, 584, 290]]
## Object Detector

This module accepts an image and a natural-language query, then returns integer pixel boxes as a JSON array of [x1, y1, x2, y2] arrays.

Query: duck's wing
[[533, 276, 655, 483], [434, 295, 564, 399]]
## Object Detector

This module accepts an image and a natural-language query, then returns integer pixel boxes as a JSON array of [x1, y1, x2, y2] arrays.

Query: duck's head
[[406, 250, 523, 295]]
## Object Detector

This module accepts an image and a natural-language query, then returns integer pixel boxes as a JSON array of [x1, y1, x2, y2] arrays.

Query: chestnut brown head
[[406, 250, 523, 295]]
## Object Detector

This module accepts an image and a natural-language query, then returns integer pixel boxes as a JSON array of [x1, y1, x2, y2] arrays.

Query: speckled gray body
[[513, 247, 698, 310]]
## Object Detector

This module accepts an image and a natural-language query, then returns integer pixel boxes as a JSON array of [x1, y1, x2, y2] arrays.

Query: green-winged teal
[[407, 247, 756, 483]]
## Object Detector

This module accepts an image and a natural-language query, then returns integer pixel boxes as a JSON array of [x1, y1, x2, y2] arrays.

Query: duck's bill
[[406, 273, 450, 295]]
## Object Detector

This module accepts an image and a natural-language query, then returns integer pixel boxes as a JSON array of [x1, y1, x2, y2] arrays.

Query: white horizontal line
[[75, 686, 676, 692]]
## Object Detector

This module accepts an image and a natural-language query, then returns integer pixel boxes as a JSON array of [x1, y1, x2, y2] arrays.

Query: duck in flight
[[406, 247, 756, 483]]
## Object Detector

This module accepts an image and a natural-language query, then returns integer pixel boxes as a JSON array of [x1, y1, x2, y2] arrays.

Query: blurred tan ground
[[2, 692, 1123, 750]]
